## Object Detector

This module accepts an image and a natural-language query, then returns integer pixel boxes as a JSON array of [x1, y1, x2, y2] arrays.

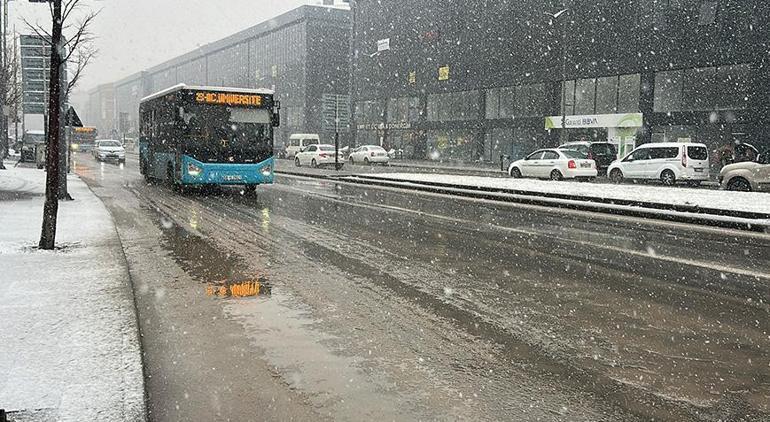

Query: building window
[[574, 78, 596, 115], [560, 74, 640, 115], [653, 64, 751, 112], [486, 84, 545, 119], [595, 76, 618, 114], [426, 129, 475, 160], [653, 70, 683, 112], [698, 1, 718, 25], [387, 97, 420, 123], [427, 90, 479, 121], [356, 100, 385, 123], [617, 74, 641, 113]]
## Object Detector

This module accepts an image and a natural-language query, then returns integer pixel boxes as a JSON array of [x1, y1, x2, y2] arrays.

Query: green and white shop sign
[[545, 113, 643, 129]]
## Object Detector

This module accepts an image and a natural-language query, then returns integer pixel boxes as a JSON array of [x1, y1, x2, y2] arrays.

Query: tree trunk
[[38, 0, 63, 250]]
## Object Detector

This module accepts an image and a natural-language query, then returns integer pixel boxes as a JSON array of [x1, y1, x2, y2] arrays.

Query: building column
[[638, 72, 655, 145]]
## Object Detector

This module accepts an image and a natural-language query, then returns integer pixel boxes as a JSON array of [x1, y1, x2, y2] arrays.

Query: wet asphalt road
[[74, 152, 770, 421]]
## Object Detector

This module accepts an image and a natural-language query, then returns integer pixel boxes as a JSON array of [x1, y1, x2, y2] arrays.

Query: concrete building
[[86, 83, 116, 138], [94, 4, 351, 147]]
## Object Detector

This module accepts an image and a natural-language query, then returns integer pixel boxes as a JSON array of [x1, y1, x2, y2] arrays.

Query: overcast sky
[[10, 0, 309, 94]]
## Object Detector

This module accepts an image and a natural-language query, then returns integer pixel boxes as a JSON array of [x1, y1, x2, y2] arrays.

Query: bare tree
[[0, 34, 22, 166], [24, 0, 98, 250]]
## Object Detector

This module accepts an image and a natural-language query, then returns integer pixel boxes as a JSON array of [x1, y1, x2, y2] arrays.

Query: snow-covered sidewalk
[[0, 163, 145, 421], [361, 172, 770, 216]]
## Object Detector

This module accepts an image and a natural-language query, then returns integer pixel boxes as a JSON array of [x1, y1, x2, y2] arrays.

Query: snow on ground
[[0, 164, 145, 421], [363, 172, 770, 215]]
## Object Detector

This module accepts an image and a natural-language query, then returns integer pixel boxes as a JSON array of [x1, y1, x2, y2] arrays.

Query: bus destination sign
[[195, 91, 263, 107]]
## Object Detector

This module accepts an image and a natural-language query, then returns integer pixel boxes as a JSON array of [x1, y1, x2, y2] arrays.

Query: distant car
[[508, 149, 597, 181], [607, 143, 710, 186], [557, 141, 617, 175], [349, 145, 389, 165], [719, 150, 770, 192], [284, 133, 320, 158], [20, 130, 46, 162], [294, 144, 343, 168], [93, 140, 126, 164]]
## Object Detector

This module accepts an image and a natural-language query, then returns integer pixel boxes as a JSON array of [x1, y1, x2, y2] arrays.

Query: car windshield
[[8, 3, 769, 422]]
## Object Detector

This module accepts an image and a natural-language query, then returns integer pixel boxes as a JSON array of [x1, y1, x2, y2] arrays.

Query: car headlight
[[187, 163, 202, 176], [71, 143, 79, 150], [261, 165, 272, 177]]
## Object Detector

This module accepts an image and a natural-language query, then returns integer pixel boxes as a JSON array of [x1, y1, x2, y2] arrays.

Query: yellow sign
[[408, 71, 416, 84], [195, 92, 263, 107], [74, 127, 95, 133], [438, 65, 450, 81]]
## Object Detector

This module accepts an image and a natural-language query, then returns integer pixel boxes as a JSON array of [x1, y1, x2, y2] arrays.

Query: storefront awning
[[545, 113, 643, 129]]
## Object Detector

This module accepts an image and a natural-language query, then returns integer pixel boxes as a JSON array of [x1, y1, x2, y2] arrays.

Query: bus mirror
[[272, 101, 281, 127]]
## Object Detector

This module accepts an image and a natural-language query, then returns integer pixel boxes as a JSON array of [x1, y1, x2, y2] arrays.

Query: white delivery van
[[284, 134, 320, 158]]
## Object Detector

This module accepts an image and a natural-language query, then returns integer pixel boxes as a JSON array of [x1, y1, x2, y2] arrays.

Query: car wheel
[[509, 167, 522, 178], [660, 170, 676, 186], [726, 177, 752, 192], [295, 157, 301, 167], [311, 159, 318, 168], [550, 169, 563, 181], [609, 169, 624, 184]]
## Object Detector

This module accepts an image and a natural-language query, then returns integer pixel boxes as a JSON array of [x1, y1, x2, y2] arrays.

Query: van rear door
[[685, 145, 710, 178]]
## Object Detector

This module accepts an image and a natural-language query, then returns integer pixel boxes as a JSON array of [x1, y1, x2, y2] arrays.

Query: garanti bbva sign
[[545, 113, 643, 129]]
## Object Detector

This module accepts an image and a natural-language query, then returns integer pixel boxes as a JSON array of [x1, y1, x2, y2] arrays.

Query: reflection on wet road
[[75, 152, 770, 421]]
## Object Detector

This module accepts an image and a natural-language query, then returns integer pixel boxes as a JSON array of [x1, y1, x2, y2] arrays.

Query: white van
[[284, 134, 320, 158], [607, 142, 710, 186]]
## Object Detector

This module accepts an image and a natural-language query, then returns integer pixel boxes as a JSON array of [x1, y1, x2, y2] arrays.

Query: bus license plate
[[223, 175, 242, 181]]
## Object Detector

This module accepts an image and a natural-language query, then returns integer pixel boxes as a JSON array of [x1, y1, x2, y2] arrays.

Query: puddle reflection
[[206, 277, 271, 298]]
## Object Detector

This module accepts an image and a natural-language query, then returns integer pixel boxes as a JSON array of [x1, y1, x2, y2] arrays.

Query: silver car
[[720, 152, 770, 192]]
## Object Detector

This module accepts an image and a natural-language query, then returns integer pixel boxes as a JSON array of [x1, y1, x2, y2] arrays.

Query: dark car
[[557, 141, 617, 175]]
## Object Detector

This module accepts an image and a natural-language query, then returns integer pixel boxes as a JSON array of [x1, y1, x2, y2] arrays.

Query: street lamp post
[[545, 8, 569, 140]]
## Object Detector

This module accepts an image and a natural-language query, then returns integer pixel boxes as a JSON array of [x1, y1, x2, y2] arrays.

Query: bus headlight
[[187, 163, 202, 177], [261, 165, 272, 177]]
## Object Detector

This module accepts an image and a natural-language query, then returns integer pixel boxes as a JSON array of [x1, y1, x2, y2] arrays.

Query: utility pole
[[334, 95, 340, 171], [39, 0, 63, 250]]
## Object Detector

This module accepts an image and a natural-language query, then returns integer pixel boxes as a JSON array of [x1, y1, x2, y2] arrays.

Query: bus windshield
[[181, 105, 272, 163]]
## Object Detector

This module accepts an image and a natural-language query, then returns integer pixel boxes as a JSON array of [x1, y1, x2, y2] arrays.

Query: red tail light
[[319, 153, 328, 158], [682, 148, 688, 167], [568, 160, 576, 169]]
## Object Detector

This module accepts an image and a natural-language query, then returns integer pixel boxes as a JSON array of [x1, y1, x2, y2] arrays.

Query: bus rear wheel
[[243, 185, 257, 196]]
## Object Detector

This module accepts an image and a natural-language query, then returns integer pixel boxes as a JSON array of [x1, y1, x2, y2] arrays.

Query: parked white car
[[607, 142, 710, 186], [508, 149, 597, 181], [349, 145, 389, 165], [720, 152, 770, 192], [283, 133, 320, 158], [93, 140, 126, 164], [294, 144, 344, 168]]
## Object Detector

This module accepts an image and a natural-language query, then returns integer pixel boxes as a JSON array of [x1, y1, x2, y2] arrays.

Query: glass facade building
[[351, 0, 770, 163]]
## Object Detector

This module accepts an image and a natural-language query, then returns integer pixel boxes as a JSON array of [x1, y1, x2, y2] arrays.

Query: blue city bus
[[139, 84, 280, 192]]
